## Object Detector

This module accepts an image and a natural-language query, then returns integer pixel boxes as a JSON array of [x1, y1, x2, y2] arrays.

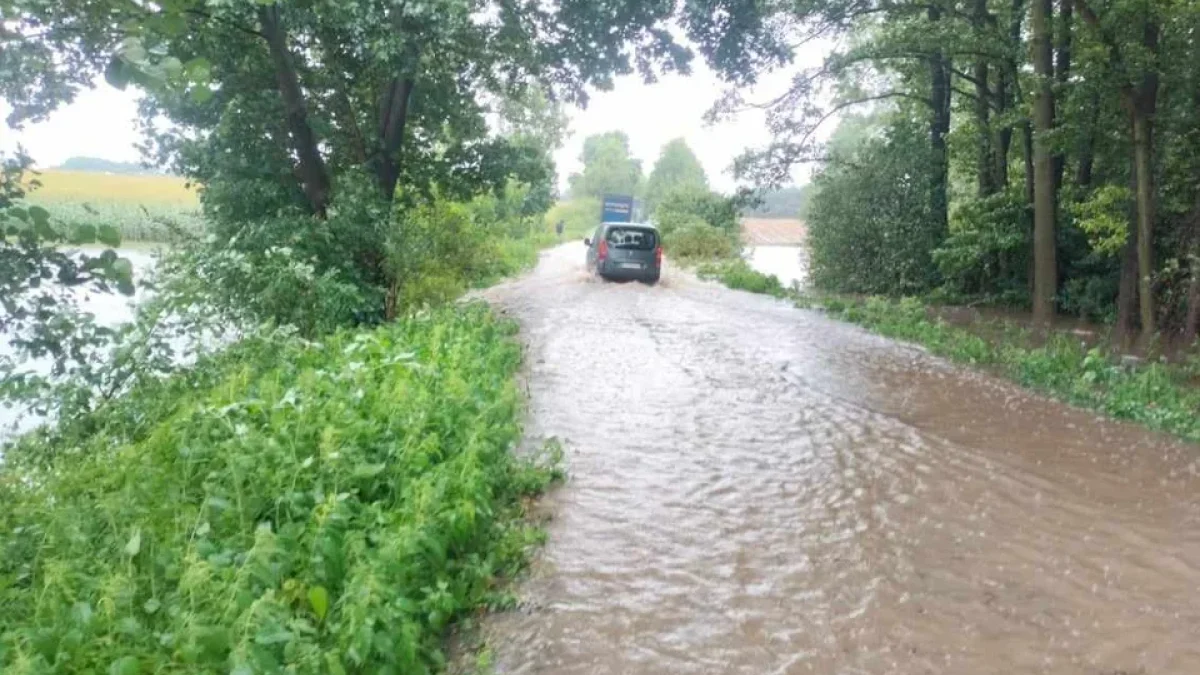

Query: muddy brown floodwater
[[478, 244, 1200, 675]]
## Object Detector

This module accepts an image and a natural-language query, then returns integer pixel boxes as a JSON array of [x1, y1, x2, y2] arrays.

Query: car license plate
[[621, 262, 642, 269]]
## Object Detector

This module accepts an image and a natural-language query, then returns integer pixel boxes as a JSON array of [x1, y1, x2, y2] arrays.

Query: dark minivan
[[585, 222, 662, 284]]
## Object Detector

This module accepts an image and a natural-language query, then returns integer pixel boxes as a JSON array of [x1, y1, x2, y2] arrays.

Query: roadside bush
[[665, 221, 739, 262], [697, 259, 787, 297], [933, 189, 1030, 304], [165, 173, 558, 333], [806, 120, 943, 295], [0, 304, 560, 674], [653, 187, 738, 237]]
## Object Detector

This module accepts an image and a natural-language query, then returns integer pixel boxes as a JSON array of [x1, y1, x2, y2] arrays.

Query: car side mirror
[[584, 238, 591, 247]]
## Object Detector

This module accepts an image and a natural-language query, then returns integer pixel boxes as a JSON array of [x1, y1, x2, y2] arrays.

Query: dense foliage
[[683, 0, 1200, 345], [0, 306, 561, 673], [643, 139, 708, 214], [566, 132, 644, 201], [805, 120, 941, 295]]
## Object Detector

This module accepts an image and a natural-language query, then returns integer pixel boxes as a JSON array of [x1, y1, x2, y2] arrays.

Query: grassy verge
[[0, 304, 561, 673], [696, 258, 790, 297], [699, 258, 1200, 443]]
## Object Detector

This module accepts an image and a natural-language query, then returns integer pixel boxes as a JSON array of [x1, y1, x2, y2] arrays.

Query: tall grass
[[0, 305, 561, 673]]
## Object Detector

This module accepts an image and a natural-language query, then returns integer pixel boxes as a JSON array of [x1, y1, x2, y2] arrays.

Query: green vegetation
[[686, 0, 1200, 345], [697, 259, 788, 297], [805, 120, 940, 296], [2, 1, 693, 665], [666, 223, 739, 263], [544, 199, 601, 240], [644, 139, 707, 215], [26, 198, 205, 243], [566, 132, 644, 201], [0, 306, 562, 673], [657, 189, 741, 263]]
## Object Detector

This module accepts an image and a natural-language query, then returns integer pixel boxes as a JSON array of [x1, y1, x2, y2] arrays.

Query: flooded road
[[480, 244, 1200, 675]]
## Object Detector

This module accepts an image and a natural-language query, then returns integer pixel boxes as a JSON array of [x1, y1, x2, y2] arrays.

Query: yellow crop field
[[30, 170, 199, 206], [25, 170, 205, 243]]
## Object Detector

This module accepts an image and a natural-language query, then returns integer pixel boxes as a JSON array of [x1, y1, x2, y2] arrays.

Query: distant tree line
[[741, 186, 814, 220], [56, 157, 161, 175]]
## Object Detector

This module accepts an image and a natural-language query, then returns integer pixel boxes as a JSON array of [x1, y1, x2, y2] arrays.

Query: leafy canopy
[[567, 131, 644, 199], [645, 138, 708, 213]]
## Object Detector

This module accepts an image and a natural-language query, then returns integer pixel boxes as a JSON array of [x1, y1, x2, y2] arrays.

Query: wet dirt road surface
[[478, 244, 1200, 675]]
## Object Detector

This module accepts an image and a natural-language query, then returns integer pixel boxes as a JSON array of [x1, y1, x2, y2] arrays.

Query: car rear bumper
[[599, 262, 660, 281]]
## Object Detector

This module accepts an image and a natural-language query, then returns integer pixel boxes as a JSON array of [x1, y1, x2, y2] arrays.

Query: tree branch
[[794, 91, 928, 146], [184, 8, 264, 39]]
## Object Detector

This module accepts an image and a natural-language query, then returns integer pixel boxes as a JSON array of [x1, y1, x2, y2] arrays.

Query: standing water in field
[[747, 245, 808, 289], [477, 243, 1200, 675]]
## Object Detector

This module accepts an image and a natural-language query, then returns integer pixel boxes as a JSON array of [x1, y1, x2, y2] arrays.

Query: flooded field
[[479, 243, 1200, 674]]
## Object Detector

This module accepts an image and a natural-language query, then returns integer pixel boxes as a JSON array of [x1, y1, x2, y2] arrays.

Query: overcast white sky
[[1, 46, 827, 193]]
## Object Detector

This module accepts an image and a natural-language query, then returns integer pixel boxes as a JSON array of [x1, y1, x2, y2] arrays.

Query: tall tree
[[568, 131, 644, 199], [645, 138, 709, 211], [1031, 0, 1058, 323]]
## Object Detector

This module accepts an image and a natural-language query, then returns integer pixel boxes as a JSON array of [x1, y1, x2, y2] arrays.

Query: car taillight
[[655, 246, 663, 265], [598, 240, 609, 261]]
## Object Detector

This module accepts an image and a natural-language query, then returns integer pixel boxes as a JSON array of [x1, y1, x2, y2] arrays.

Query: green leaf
[[189, 85, 214, 104], [308, 586, 330, 621], [28, 205, 50, 226], [109, 656, 140, 675], [120, 37, 148, 65], [160, 56, 183, 79], [98, 224, 122, 247], [112, 257, 134, 281], [105, 57, 130, 90], [143, 598, 161, 615], [124, 529, 142, 557], [36, 220, 58, 241], [69, 223, 98, 245], [184, 57, 212, 82]]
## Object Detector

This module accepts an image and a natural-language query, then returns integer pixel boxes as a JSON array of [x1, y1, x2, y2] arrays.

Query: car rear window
[[606, 227, 657, 250]]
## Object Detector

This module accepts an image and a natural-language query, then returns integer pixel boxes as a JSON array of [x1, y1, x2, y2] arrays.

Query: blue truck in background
[[601, 194, 635, 223]]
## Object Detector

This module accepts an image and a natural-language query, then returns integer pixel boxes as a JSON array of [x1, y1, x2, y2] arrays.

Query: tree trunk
[[1131, 108, 1156, 336], [993, 0, 1026, 191], [928, 5, 951, 238], [1030, 0, 1057, 324], [375, 77, 415, 201], [1116, 226, 1140, 345], [1052, 0, 1072, 192], [1075, 91, 1099, 188], [974, 60, 995, 197], [994, 68, 1012, 188], [1117, 130, 1141, 346], [1131, 18, 1159, 337], [973, 0, 995, 197], [258, 5, 331, 215], [1185, 255, 1200, 345]]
